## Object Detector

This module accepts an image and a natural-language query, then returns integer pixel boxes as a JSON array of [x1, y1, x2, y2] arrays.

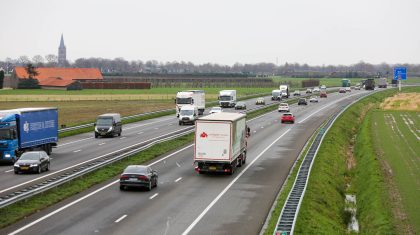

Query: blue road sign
[[394, 67, 407, 80]]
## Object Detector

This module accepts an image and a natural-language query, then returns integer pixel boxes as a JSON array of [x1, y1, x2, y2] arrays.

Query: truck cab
[[94, 113, 122, 138], [279, 85, 289, 98], [271, 90, 282, 101], [219, 90, 237, 108], [178, 105, 198, 125], [175, 90, 205, 117]]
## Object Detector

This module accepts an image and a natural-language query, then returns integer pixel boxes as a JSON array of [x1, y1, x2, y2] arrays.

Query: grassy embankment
[[0, 96, 288, 229], [292, 86, 418, 234]]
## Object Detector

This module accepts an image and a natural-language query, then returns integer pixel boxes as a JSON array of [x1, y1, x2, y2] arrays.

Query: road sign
[[393, 67, 407, 80]]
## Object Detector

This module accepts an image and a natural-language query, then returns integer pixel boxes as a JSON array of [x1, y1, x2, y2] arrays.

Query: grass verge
[[0, 95, 284, 229], [263, 126, 320, 234], [293, 87, 419, 234]]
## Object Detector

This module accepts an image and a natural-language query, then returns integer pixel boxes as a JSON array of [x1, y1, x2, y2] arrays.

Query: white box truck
[[175, 90, 205, 116], [218, 90, 237, 108], [279, 85, 289, 98], [194, 112, 249, 175]]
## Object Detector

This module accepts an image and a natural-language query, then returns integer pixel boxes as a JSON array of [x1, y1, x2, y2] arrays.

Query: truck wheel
[[45, 144, 52, 155]]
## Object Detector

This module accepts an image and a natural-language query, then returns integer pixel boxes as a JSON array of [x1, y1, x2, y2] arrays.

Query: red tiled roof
[[15, 67, 103, 80], [38, 77, 77, 87]]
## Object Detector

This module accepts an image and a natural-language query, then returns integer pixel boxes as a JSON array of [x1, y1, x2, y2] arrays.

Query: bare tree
[[32, 55, 45, 67]]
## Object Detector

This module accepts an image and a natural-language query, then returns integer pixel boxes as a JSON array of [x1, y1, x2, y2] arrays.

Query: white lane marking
[[176, 162, 181, 167], [58, 137, 93, 147], [182, 128, 292, 235], [119, 137, 126, 140], [58, 118, 174, 147], [175, 177, 182, 183], [7, 144, 194, 235], [5, 169, 14, 173], [114, 214, 127, 223], [124, 118, 173, 131], [149, 193, 159, 200], [98, 143, 105, 146], [298, 92, 362, 124], [8, 95, 342, 234], [155, 127, 159, 130], [73, 150, 82, 153], [137, 132, 143, 135], [0, 127, 192, 195]]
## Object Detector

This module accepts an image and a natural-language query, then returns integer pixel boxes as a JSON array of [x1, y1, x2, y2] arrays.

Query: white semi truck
[[194, 112, 249, 175], [218, 90, 237, 108], [175, 90, 205, 116]]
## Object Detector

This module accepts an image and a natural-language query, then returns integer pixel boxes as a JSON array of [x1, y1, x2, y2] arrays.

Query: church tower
[[58, 34, 67, 67]]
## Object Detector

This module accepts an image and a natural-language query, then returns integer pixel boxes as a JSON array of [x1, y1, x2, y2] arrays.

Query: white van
[[278, 103, 290, 112], [179, 105, 199, 125]]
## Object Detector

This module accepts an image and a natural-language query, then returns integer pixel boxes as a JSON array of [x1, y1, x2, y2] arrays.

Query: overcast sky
[[1, 0, 419, 65]]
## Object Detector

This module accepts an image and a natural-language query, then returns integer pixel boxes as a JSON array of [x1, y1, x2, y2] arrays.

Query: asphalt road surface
[[1, 89, 373, 235]]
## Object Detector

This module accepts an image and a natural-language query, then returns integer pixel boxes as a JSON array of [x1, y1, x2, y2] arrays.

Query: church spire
[[59, 34, 65, 48], [58, 34, 67, 67]]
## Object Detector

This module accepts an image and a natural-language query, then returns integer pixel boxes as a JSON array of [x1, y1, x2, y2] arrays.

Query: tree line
[[1, 55, 419, 78]]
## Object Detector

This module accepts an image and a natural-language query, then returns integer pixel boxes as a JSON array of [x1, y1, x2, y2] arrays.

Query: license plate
[[209, 166, 217, 171], [20, 166, 29, 170], [128, 178, 138, 181]]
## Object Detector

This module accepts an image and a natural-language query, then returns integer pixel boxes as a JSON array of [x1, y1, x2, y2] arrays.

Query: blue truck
[[0, 108, 58, 163]]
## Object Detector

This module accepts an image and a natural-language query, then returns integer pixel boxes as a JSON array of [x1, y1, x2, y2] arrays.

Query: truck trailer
[[175, 90, 205, 116], [194, 112, 248, 175], [0, 108, 58, 163]]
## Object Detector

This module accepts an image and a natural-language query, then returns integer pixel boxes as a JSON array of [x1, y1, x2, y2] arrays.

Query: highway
[[0, 95, 282, 196], [0, 89, 372, 235]]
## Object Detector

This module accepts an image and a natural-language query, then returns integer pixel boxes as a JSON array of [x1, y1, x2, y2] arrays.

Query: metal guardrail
[[273, 90, 378, 235], [57, 93, 273, 133], [0, 96, 289, 209]]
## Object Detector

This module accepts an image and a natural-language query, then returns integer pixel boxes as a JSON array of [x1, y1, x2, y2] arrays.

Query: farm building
[[11, 67, 103, 90]]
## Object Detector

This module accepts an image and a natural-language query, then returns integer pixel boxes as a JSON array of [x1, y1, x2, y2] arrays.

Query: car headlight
[[30, 164, 38, 167], [14, 163, 19, 167], [95, 126, 98, 132], [108, 127, 113, 132], [4, 153, 11, 158]]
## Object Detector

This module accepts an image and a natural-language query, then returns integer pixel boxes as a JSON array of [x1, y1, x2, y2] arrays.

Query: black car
[[298, 98, 308, 105], [235, 102, 247, 110], [14, 151, 50, 174], [120, 165, 158, 191]]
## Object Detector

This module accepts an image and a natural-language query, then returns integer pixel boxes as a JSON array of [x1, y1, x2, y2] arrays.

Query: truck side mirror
[[94, 123, 96, 127], [174, 98, 177, 104], [217, 96, 220, 100]]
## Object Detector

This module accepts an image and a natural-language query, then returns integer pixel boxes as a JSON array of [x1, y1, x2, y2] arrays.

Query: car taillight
[[195, 167, 200, 172], [138, 175, 149, 181], [120, 175, 129, 180]]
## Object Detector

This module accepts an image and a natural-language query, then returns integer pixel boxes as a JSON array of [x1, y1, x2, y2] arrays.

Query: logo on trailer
[[200, 132, 208, 138], [23, 121, 29, 133]]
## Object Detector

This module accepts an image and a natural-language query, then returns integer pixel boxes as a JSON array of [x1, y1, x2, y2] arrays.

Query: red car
[[281, 113, 295, 124], [320, 92, 327, 98]]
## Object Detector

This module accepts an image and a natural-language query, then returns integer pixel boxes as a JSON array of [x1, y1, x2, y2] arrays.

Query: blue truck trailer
[[0, 108, 58, 163]]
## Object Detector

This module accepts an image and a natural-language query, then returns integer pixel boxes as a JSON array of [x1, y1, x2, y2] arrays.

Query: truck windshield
[[272, 92, 280, 96], [176, 98, 192, 104], [0, 129, 12, 140], [96, 118, 113, 126], [220, 96, 232, 101], [180, 110, 194, 116]]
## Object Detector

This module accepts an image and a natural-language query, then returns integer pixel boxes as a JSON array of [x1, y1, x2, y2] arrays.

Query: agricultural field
[[372, 93, 420, 234], [0, 87, 272, 101]]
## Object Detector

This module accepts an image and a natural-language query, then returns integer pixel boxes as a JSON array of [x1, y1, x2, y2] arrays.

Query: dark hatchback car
[[14, 151, 50, 174], [234, 102, 247, 110], [298, 98, 308, 105], [120, 165, 158, 191]]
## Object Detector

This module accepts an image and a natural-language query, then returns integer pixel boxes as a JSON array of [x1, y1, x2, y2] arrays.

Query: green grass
[[0, 87, 274, 96], [293, 86, 419, 234], [371, 110, 420, 234], [353, 111, 395, 234], [0, 133, 194, 229]]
